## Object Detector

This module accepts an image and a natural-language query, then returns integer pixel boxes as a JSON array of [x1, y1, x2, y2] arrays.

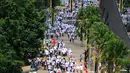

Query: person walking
[[80, 64, 83, 73], [80, 54, 83, 62], [83, 50, 87, 62], [86, 69, 88, 73]]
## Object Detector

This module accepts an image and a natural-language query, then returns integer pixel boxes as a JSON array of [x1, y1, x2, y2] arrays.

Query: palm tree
[[77, 4, 130, 73], [118, 0, 124, 12], [89, 22, 117, 72], [77, 6, 100, 46], [102, 38, 128, 73], [90, 22, 129, 73], [90, 22, 110, 49], [77, 7, 86, 46]]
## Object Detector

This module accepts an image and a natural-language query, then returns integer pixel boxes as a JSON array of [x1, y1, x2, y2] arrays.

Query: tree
[[0, 50, 24, 73], [34, 0, 50, 10], [0, 0, 47, 72], [79, 5, 130, 73], [124, 0, 130, 7], [77, 7, 85, 44], [90, 22, 111, 50], [56, 0, 61, 6], [102, 38, 128, 73], [77, 6, 100, 44]]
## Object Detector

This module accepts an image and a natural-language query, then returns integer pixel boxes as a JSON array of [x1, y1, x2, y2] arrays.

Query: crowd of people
[[28, 0, 100, 73], [45, 5, 78, 44], [30, 42, 90, 73], [43, 40, 84, 73], [30, 38, 88, 73]]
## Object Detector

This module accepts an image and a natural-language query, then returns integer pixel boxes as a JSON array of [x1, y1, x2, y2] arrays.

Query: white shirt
[[69, 49, 72, 53], [52, 61, 55, 66], [45, 50, 49, 55], [80, 65, 83, 70], [54, 68, 57, 72], [76, 66, 80, 70], [47, 60, 50, 64], [50, 71, 53, 73], [65, 62, 69, 67], [48, 65, 52, 69], [57, 68, 61, 72], [56, 59, 59, 63], [67, 67, 71, 72], [62, 49, 66, 54], [70, 62, 73, 67]]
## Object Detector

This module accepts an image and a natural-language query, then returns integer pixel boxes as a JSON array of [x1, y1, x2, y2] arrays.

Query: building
[[99, 0, 130, 47]]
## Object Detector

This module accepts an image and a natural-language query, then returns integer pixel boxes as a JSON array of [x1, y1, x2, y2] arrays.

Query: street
[[37, 34, 94, 73]]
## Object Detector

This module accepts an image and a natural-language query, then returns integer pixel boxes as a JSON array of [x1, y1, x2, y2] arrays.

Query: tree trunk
[[107, 62, 113, 73], [52, 8, 54, 25], [119, 0, 124, 12], [87, 29, 89, 44], [80, 27, 83, 46], [115, 65, 121, 73]]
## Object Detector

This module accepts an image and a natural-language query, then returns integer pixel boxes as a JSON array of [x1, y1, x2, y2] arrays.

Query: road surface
[[37, 35, 94, 73]]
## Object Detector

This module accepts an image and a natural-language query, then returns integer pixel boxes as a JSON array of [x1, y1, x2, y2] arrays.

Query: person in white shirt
[[47, 59, 50, 66], [71, 34, 75, 43], [52, 60, 55, 68], [45, 49, 49, 57], [54, 67, 57, 73], [50, 69, 53, 73], [67, 67, 71, 73], [65, 62, 69, 71], [68, 48, 72, 56], [71, 67, 75, 73], [76, 65, 80, 73], [49, 49, 53, 57], [48, 64, 52, 72], [43, 59, 47, 70], [62, 48, 66, 56], [37, 58, 40, 62], [70, 62, 74, 68], [57, 67, 61, 73], [40, 50, 43, 57], [80, 64, 83, 73]]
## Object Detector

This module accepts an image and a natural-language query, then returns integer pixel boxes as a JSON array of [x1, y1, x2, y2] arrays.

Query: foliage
[[34, 0, 50, 10], [124, 0, 130, 7], [0, 0, 48, 72], [77, 6, 100, 43], [0, 50, 24, 73], [77, 5, 130, 72], [56, 0, 62, 6]]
